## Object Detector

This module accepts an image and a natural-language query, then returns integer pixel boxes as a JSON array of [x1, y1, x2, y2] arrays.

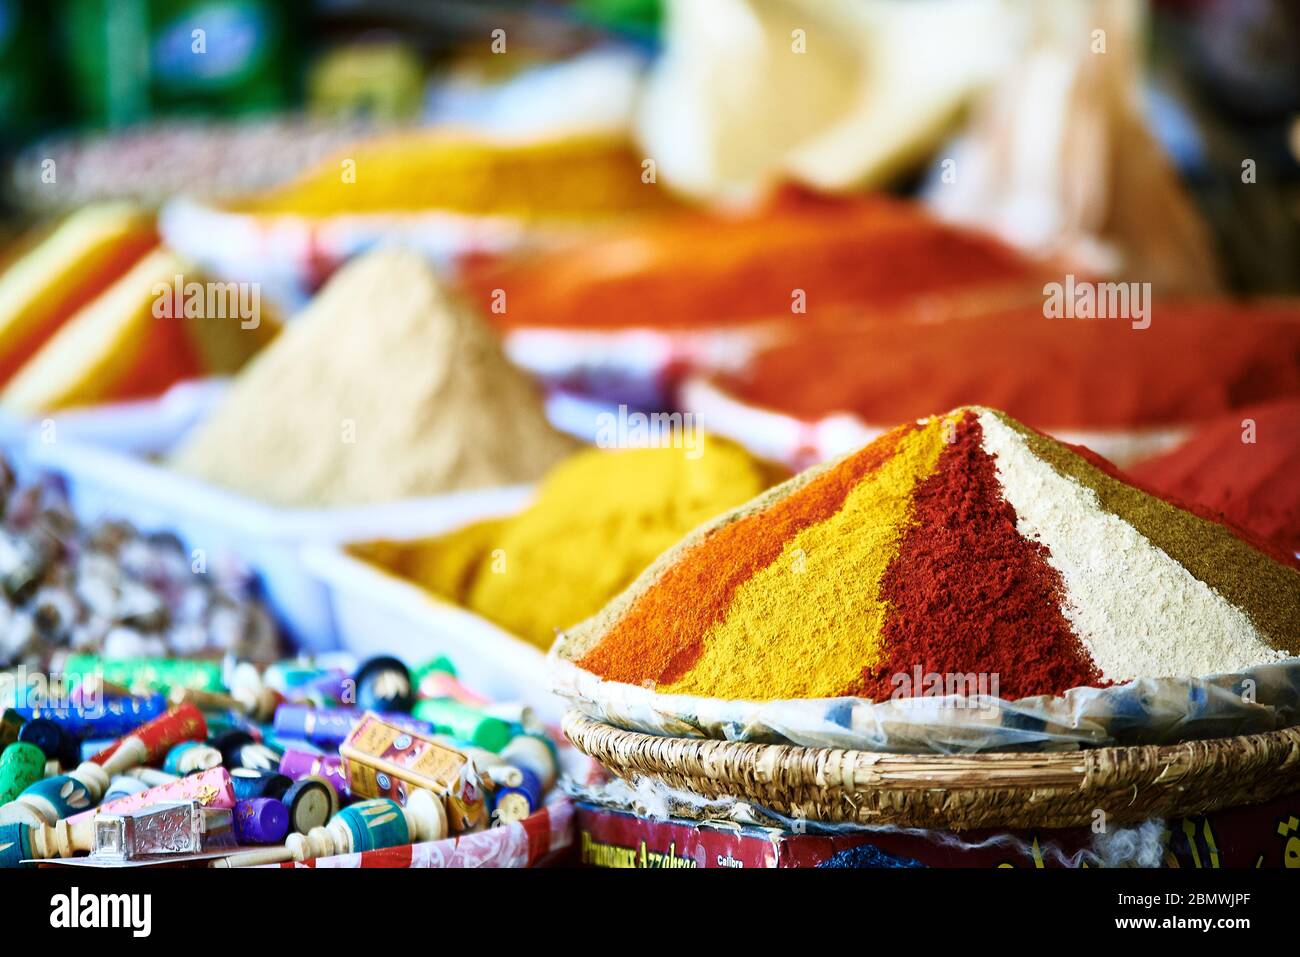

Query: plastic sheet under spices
[[551, 655, 1300, 753]]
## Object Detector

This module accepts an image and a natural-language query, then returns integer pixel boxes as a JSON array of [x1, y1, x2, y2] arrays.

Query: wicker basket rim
[[564, 709, 1300, 777], [564, 710, 1300, 830]]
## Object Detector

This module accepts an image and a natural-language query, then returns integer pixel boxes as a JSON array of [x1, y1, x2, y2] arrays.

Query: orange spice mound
[[574, 422, 911, 687], [711, 300, 1300, 431], [462, 188, 1042, 332]]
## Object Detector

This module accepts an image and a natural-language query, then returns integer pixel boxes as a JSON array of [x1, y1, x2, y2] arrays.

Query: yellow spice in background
[[2, 247, 276, 414], [362, 436, 778, 651], [404, 517, 511, 602], [0, 204, 158, 387], [230, 132, 678, 220]]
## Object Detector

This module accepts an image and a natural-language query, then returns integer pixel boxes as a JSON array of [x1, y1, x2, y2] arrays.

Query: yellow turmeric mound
[[230, 132, 676, 221], [363, 436, 777, 651]]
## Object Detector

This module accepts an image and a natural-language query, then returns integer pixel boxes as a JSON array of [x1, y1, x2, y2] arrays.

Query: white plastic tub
[[0, 379, 225, 469], [160, 198, 588, 315], [300, 543, 561, 723], [20, 434, 533, 651]]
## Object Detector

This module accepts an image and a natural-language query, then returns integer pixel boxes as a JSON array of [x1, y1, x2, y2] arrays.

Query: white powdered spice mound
[[975, 409, 1282, 681], [171, 248, 574, 507]]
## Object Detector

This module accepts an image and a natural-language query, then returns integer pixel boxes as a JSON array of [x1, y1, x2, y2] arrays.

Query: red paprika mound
[[711, 300, 1300, 431], [1128, 398, 1300, 554], [856, 414, 1103, 700], [461, 187, 1043, 332]]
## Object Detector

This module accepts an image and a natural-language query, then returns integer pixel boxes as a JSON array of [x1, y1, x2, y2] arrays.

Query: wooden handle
[[27, 818, 94, 859], [95, 738, 148, 778], [209, 845, 296, 868], [212, 827, 332, 868], [406, 789, 447, 842], [213, 790, 449, 867]]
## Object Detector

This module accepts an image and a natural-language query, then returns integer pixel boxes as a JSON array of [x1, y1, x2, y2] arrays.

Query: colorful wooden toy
[[0, 743, 45, 805], [17, 718, 77, 767], [230, 768, 293, 802], [232, 798, 289, 845], [354, 656, 415, 713], [163, 741, 223, 776], [411, 698, 511, 752], [0, 761, 109, 826], [65, 766, 234, 827], [281, 776, 338, 835], [12, 695, 167, 739], [491, 768, 542, 825], [88, 703, 207, 777], [211, 788, 446, 868], [278, 748, 347, 795], [500, 734, 558, 792]]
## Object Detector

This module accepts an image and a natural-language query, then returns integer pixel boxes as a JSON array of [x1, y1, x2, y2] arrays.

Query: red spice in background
[[856, 414, 1103, 701], [1128, 398, 1300, 554], [713, 301, 1300, 430], [103, 300, 206, 404], [462, 188, 1043, 332], [0, 229, 160, 387]]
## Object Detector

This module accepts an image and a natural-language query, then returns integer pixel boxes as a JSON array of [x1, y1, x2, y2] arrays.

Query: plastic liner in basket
[[550, 654, 1300, 753]]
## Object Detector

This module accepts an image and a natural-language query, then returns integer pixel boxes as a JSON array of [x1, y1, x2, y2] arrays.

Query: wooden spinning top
[[0, 761, 110, 827], [213, 788, 447, 867], [290, 788, 447, 859], [27, 816, 92, 859]]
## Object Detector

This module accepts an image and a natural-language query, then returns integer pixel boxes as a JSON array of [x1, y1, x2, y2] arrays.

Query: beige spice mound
[[169, 247, 575, 507]]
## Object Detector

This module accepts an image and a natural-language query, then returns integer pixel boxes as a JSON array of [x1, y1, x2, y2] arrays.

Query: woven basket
[[564, 711, 1300, 830]]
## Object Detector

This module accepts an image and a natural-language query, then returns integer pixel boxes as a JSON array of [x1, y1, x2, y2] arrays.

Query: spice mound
[[0, 204, 157, 390], [170, 247, 575, 507], [228, 132, 675, 221], [562, 407, 1300, 702], [463, 188, 1040, 332], [1129, 399, 1300, 555], [358, 436, 776, 651], [709, 301, 1300, 432]]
